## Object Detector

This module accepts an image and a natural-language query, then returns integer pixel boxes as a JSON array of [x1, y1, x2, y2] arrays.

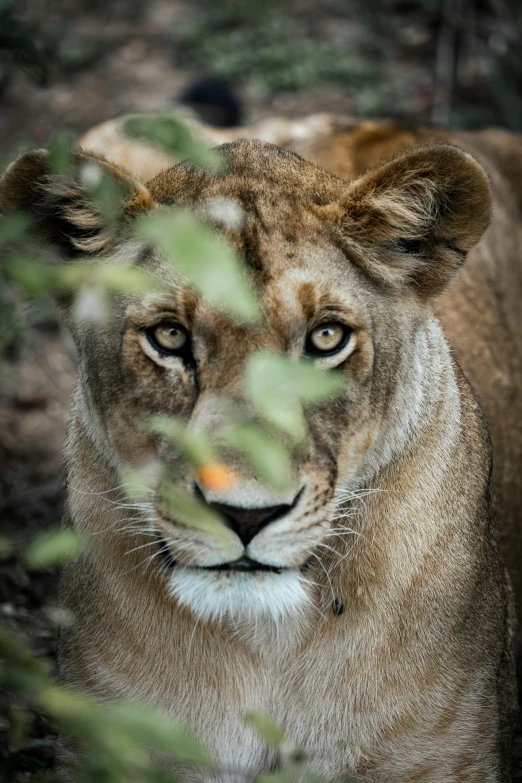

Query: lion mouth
[[203, 555, 284, 574], [156, 541, 285, 574]]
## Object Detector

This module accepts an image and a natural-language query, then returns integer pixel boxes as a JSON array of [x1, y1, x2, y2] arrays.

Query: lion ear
[[0, 148, 155, 256], [337, 144, 492, 298]]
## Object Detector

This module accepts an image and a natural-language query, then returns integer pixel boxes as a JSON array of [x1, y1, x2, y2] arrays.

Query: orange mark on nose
[[198, 464, 236, 492]]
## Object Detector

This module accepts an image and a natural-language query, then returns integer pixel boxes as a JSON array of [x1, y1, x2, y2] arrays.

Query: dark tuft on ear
[[0, 148, 155, 257], [334, 143, 492, 298]]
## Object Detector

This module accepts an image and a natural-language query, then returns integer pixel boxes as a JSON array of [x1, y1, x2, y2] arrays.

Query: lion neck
[[322, 315, 490, 640]]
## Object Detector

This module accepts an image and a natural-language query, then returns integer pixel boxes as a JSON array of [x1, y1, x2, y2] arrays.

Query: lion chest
[[145, 626, 398, 779], [159, 625, 498, 783]]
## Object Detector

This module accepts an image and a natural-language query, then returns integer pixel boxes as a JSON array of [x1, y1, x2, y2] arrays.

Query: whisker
[[315, 541, 342, 558], [327, 528, 361, 537], [310, 552, 335, 607], [124, 539, 161, 557]]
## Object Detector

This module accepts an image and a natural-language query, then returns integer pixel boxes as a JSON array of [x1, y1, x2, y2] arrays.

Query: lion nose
[[210, 501, 292, 546]]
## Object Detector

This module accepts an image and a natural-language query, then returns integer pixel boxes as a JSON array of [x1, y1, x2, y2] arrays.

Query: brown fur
[[2, 117, 522, 782]]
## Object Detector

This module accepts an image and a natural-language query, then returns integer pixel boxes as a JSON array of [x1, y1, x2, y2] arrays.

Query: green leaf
[[94, 263, 162, 294], [41, 687, 152, 773], [149, 415, 217, 467], [244, 711, 285, 747], [124, 113, 219, 169], [25, 528, 84, 569], [221, 421, 292, 491], [121, 461, 163, 502], [5, 257, 55, 296], [0, 212, 30, 244], [48, 131, 76, 175], [159, 485, 231, 545], [109, 703, 208, 764], [0, 626, 51, 679], [244, 352, 345, 440], [54, 260, 162, 299], [136, 209, 261, 323]]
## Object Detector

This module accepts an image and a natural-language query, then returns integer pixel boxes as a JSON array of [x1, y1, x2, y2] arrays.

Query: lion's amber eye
[[306, 323, 351, 356], [148, 323, 188, 354]]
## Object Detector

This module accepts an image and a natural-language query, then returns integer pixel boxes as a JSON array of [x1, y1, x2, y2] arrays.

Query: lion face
[[1, 139, 490, 624], [107, 240, 378, 623]]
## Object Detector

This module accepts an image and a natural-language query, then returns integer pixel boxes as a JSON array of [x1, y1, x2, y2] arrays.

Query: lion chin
[[167, 565, 313, 625]]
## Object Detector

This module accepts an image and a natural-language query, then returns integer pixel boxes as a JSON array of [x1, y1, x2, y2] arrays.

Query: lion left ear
[[335, 144, 492, 298], [0, 147, 155, 257]]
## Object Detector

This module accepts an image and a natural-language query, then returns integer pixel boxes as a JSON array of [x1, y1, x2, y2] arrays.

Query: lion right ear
[[0, 148, 155, 256], [333, 144, 492, 298]]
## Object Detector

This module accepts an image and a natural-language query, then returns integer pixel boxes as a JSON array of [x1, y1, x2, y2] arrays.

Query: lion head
[[1, 139, 490, 626]]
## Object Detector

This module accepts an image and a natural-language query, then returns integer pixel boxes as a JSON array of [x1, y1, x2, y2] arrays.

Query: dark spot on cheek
[[332, 597, 344, 616]]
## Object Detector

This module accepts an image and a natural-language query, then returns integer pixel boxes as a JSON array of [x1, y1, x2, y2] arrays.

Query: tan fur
[[2, 117, 522, 782]]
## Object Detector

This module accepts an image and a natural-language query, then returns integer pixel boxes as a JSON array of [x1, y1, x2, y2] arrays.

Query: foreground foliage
[[0, 112, 340, 783]]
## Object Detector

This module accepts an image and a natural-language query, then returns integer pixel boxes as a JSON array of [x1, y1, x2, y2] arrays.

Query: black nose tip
[[211, 501, 292, 546]]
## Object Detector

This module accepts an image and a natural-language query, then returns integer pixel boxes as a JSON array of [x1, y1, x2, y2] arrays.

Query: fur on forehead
[[146, 139, 347, 208], [146, 139, 490, 300], [1, 139, 490, 300]]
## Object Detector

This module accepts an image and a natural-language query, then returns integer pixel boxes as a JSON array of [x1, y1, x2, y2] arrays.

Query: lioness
[[2, 115, 522, 782]]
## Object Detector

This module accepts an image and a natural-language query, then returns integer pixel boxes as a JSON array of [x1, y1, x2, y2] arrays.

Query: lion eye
[[306, 323, 351, 356], [148, 323, 188, 354]]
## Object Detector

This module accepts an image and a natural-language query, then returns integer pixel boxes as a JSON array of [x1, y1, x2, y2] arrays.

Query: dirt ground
[[1, 0, 522, 778]]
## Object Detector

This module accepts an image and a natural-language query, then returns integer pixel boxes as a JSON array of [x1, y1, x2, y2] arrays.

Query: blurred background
[[2, 0, 522, 162], [1, 0, 522, 778]]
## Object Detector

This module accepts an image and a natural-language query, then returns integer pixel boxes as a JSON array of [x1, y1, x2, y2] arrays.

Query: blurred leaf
[[55, 260, 162, 297], [8, 704, 32, 750], [84, 170, 130, 228], [244, 711, 285, 747], [150, 413, 292, 491], [121, 461, 162, 502], [110, 703, 208, 764], [48, 131, 76, 175], [41, 685, 119, 737], [136, 209, 261, 323], [159, 484, 231, 544], [0, 625, 51, 690], [124, 113, 220, 169], [95, 262, 162, 293], [25, 528, 83, 569], [245, 352, 345, 440], [0, 212, 30, 244], [42, 686, 207, 775], [149, 415, 217, 467], [4, 257, 55, 296], [72, 284, 110, 326], [221, 421, 292, 491], [258, 772, 296, 783]]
